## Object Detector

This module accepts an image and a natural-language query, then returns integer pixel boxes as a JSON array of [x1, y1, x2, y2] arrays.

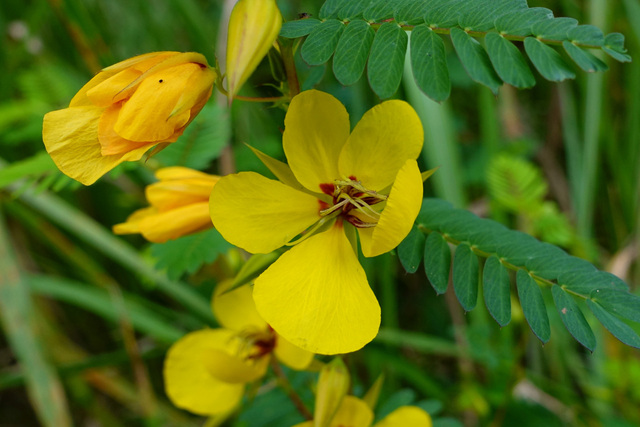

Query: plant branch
[[269, 358, 313, 420]]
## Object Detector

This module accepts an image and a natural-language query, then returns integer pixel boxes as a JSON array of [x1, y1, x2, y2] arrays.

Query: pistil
[[318, 177, 387, 228]]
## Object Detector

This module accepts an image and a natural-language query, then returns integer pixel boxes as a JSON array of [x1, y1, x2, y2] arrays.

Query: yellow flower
[[293, 397, 433, 427], [293, 358, 432, 427], [163, 279, 314, 416], [210, 90, 424, 355], [43, 52, 216, 185], [226, 0, 282, 98], [113, 167, 218, 243]]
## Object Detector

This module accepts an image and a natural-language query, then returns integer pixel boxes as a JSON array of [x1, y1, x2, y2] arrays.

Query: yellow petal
[[226, 0, 282, 97], [204, 329, 270, 384], [42, 106, 154, 185], [338, 100, 423, 191], [69, 71, 117, 107], [74, 52, 180, 108], [373, 406, 432, 427], [135, 202, 212, 243], [331, 396, 374, 427], [210, 172, 320, 254], [274, 333, 314, 370], [212, 280, 266, 331], [114, 63, 212, 142], [283, 90, 350, 193], [101, 51, 180, 73], [86, 68, 144, 107], [112, 206, 157, 235], [170, 66, 216, 119], [155, 166, 217, 181], [253, 223, 381, 355], [146, 176, 218, 212], [98, 103, 164, 156], [163, 329, 245, 416], [359, 160, 423, 258]]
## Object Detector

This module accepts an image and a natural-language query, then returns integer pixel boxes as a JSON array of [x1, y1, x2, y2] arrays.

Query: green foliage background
[[0, 0, 639, 426]]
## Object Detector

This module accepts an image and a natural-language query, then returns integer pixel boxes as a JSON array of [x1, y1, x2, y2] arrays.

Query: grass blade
[[0, 209, 72, 427]]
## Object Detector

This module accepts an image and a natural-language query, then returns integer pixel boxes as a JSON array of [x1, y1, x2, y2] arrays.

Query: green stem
[[403, 37, 466, 208], [279, 38, 300, 98], [0, 208, 72, 427], [270, 358, 313, 420], [14, 188, 214, 324], [360, 22, 606, 49], [416, 225, 590, 300], [575, 0, 608, 240]]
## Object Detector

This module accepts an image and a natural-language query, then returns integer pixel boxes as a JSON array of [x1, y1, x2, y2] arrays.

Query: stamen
[[318, 177, 389, 229], [319, 198, 349, 217], [349, 196, 381, 219]]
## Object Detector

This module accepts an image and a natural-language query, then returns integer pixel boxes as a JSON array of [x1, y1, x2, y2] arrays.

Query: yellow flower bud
[[226, 0, 282, 99], [314, 358, 350, 427], [113, 167, 218, 243], [43, 52, 216, 185]]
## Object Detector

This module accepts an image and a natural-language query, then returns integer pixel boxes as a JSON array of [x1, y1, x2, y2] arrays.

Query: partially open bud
[[314, 358, 350, 427], [43, 52, 216, 185], [226, 0, 282, 99], [113, 167, 218, 243]]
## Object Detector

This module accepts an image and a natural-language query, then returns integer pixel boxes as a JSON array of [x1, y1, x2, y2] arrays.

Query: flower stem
[[279, 39, 300, 98], [270, 358, 313, 420]]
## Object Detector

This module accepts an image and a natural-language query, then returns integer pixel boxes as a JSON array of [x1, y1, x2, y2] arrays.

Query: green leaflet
[[563, 41, 609, 72], [319, 0, 351, 19], [516, 270, 551, 344], [368, 22, 408, 99], [531, 17, 578, 40], [567, 25, 605, 46], [151, 229, 232, 281], [485, 32, 535, 88], [395, 0, 429, 25], [551, 285, 596, 351], [338, 0, 370, 20], [494, 7, 553, 36], [590, 288, 640, 323], [424, 1, 462, 27], [362, 0, 394, 22], [452, 243, 479, 312], [450, 28, 502, 94], [457, 0, 527, 32], [410, 25, 450, 102], [603, 33, 632, 62], [587, 300, 640, 349], [398, 225, 426, 274], [482, 255, 511, 327], [524, 37, 575, 82], [301, 19, 345, 66], [333, 19, 374, 85], [423, 231, 450, 295], [279, 19, 321, 38]]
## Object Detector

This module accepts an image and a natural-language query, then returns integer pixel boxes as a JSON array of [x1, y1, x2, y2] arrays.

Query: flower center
[[319, 177, 387, 228], [237, 326, 277, 361]]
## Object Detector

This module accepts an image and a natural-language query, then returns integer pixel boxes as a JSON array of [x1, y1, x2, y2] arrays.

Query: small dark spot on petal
[[158, 79, 163, 83]]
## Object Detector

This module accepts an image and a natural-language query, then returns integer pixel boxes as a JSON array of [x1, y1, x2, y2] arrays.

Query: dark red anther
[[319, 183, 335, 195]]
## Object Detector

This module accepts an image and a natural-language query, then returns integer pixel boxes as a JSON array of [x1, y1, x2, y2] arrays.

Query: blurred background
[[0, 0, 639, 425]]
